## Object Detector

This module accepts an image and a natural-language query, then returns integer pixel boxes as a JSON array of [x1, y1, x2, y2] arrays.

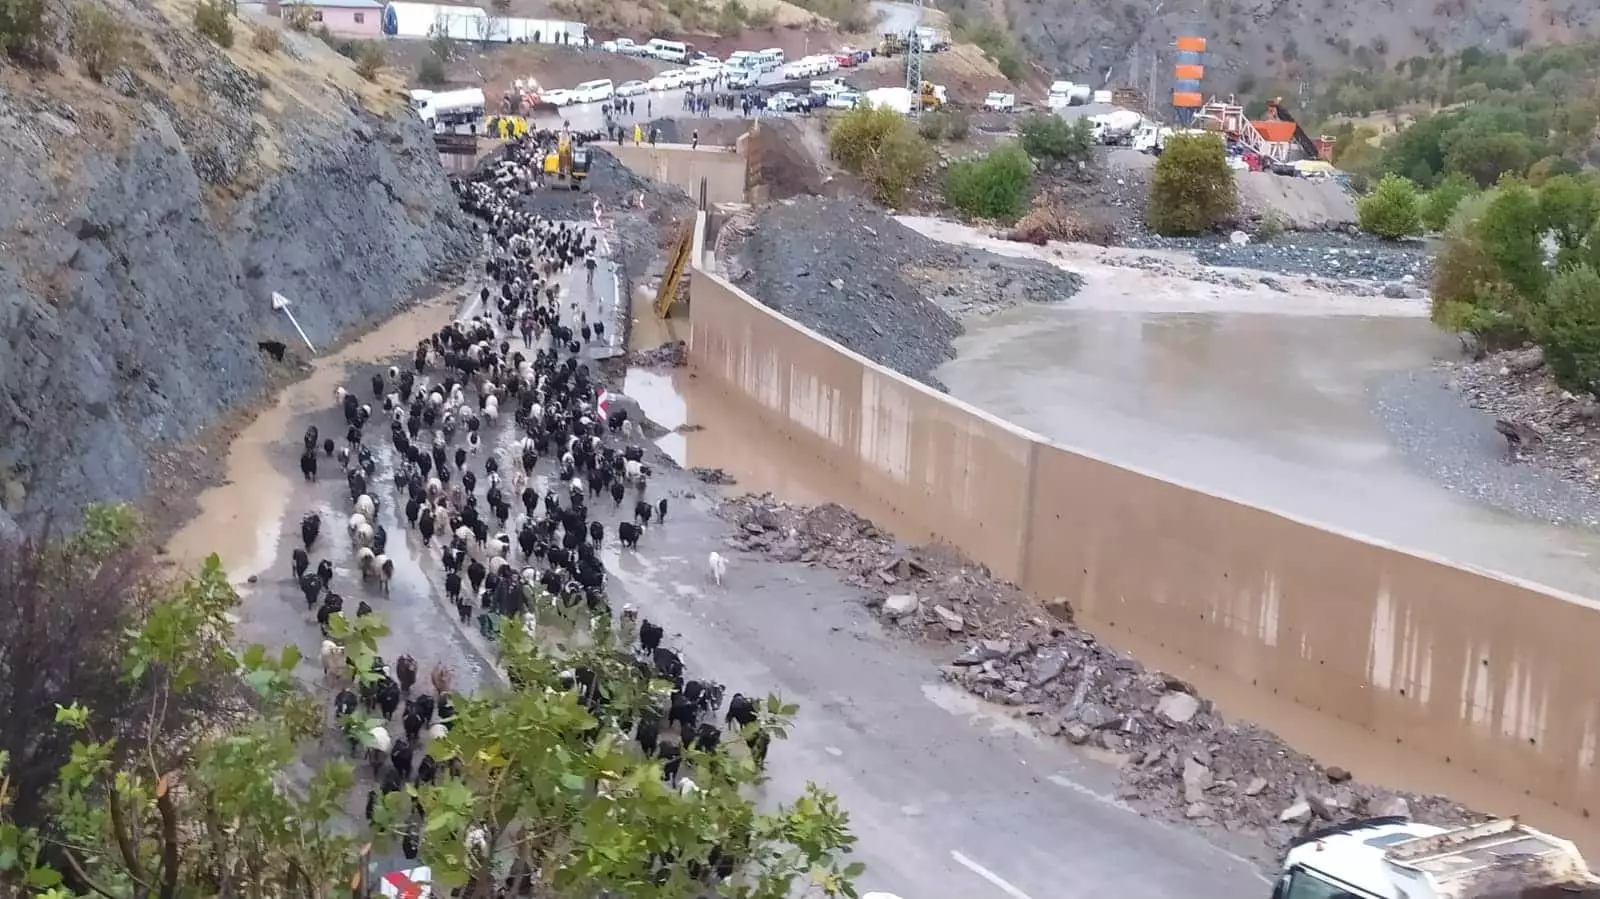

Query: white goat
[[357, 546, 376, 576], [353, 523, 374, 549], [320, 639, 346, 679], [346, 512, 368, 536], [354, 493, 376, 520], [707, 551, 727, 587]]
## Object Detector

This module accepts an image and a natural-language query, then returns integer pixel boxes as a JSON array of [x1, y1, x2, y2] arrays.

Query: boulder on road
[[1279, 801, 1312, 824], [1368, 795, 1411, 818]]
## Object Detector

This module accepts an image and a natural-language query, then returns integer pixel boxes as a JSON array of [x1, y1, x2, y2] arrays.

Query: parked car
[[983, 91, 1015, 111], [615, 80, 648, 97], [646, 70, 685, 91], [571, 79, 615, 104], [541, 88, 574, 106], [602, 38, 640, 54], [766, 91, 804, 112], [826, 90, 861, 109]]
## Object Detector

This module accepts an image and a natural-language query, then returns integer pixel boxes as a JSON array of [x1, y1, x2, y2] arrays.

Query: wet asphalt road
[[220, 220, 1269, 896]]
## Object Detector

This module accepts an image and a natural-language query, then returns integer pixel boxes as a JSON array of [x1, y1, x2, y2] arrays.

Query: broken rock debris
[[719, 494, 1483, 847]]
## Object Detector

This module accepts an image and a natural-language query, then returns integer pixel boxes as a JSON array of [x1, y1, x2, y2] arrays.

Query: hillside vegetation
[[934, 0, 1598, 101], [1319, 42, 1600, 192]]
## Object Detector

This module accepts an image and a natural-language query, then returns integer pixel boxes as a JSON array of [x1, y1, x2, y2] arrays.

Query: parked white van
[[645, 38, 690, 63], [756, 48, 785, 70], [727, 50, 761, 70], [572, 79, 615, 103]]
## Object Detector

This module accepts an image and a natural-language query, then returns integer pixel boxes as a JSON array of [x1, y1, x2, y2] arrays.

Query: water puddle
[[164, 291, 462, 581]]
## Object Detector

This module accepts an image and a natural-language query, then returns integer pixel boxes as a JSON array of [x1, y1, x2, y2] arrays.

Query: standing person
[[633, 122, 643, 145], [585, 255, 597, 287], [690, 129, 699, 150]]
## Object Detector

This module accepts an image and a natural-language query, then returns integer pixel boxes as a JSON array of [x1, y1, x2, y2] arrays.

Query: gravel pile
[[627, 340, 687, 367], [1124, 232, 1433, 282], [719, 495, 1486, 848], [1373, 347, 1600, 530], [727, 196, 1085, 390]]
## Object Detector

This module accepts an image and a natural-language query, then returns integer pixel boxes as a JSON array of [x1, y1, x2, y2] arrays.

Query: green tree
[[828, 104, 932, 207], [1421, 171, 1477, 231], [1538, 173, 1599, 258], [944, 143, 1032, 222], [1444, 129, 1535, 187], [354, 39, 385, 80], [1146, 134, 1237, 236], [1535, 265, 1600, 392], [0, 536, 865, 898], [1357, 173, 1424, 239], [1479, 181, 1549, 304], [1019, 114, 1092, 170]]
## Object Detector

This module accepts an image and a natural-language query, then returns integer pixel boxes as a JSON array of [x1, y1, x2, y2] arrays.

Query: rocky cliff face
[[0, 9, 475, 520]]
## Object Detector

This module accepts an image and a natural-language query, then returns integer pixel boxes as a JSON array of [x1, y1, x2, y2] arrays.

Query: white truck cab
[[1274, 817, 1600, 899]]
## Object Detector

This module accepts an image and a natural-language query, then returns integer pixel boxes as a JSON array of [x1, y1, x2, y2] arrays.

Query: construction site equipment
[[1274, 817, 1600, 899], [568, 145, 590, 188], [918, 80, 945, 110], [876, 32, 907, 56], [653, 221, 694, 319]]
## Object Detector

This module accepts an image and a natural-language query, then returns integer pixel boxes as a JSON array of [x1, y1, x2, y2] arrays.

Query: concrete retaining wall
[[607, 144, 747, 205], [685, 212, 1600, 828]]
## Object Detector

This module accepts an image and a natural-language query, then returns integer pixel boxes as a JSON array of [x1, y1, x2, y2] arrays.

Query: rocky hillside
[[966, 0, 1599, 95], [0, 1, 474, 522]]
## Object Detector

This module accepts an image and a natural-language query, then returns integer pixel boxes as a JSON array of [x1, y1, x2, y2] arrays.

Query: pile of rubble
[[627, 341, 687, 368], [719, 494, 1484, 846]]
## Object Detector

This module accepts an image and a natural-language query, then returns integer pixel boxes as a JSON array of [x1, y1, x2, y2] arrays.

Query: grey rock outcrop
[[0, 20, 474, 518]]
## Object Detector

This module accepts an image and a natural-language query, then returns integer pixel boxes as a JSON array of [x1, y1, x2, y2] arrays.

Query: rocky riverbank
[[718, 495, 1485, 853], [725, 196, 1085, 390], [1123, 232, 1433, 283]]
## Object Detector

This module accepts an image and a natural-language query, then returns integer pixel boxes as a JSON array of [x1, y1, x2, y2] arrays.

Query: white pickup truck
[[983, 91, 1015, 111]]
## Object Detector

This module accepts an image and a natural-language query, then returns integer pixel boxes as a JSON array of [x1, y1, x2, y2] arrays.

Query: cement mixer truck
[[1273, 817, 1600, 899]]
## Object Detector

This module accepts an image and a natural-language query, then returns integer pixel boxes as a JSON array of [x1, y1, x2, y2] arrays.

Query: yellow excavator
[[919, 80, 946, 110], [541, 127, 590, 191]]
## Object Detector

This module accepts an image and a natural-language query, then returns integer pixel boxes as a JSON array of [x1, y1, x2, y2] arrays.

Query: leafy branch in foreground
[[0, 531, 862, 898]]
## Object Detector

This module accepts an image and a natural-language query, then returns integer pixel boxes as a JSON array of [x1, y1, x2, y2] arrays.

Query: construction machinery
[[1273, 817, 1600, 899], [918, 80, 946, 110], [542, 129, 586, 191], [876, 32, 907, 56], [653, 221, 694, 319]]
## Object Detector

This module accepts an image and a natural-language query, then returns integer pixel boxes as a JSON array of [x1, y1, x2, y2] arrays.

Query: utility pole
[[904, 0, 924, 119]]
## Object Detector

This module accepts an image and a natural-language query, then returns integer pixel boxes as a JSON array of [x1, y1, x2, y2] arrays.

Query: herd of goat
[[280, 140, 766, 876]]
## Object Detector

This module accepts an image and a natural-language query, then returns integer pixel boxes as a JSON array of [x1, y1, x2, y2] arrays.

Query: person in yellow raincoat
[[633, 122, 642, 145]]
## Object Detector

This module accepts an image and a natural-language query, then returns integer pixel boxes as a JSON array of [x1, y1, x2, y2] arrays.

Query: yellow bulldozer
[[919, 80, 946, 110], [876, 32, 907, 56], [541, 132, 591, 191]]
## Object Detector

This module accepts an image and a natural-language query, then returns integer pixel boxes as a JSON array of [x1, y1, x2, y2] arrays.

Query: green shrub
[[1255, 210, 1286, 240], [828, 104, 932, 207], [1357, 173, 1423, 239], [1019, 114, 1091, 167], [1420, 172, 1476, 231], [1535, 265, 1600, 392], [1146, 134, 1237, 236], [416, 52, 446, 85], [193, 0, 234, 47], [69, 2, 123, 79], [353, 39, 384, 79], [0, 0, 51, 60], [944, 143, 1031, 222], [282, 3, 316, 30]]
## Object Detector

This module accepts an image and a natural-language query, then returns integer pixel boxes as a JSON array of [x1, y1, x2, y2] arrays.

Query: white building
[[380, 1, 585, 43]]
